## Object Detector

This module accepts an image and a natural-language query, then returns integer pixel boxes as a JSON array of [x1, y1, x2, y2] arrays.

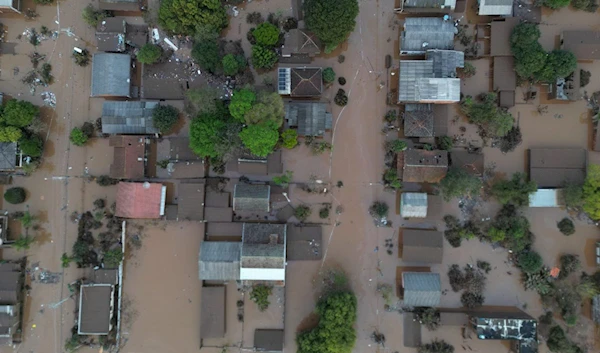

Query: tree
[[295, 205, 312, 221], [572, 0, 599, 11], [2, 99, 39, 127], [536, 50, 577, 83], [0, 126, 22, 143], [564, 182, 584, 210], [414, 308, 440, 331], [323, 67, 336, 83], [20, 135, 43, 157], [296, 292, 357, 353], [510, 23, 541, 52], [229, 89, 256, 122], [192, 39, 221, 73], [152, 105, 180, 134], [189, 111, 228, 158], [103, 249, 123, 268], [335, 89, 348, 106], [383, 169, 402, 190], [304, 0, 359, 53], [491, 173, 537, 206], [583, 164, 600, 219], [370, 201, 388, 219], [461, 292, 485, 308], [557, 218, 575, 236], [244, 92, 284, 127], [540, 0, 571, 9], [418, 340, 454, 353], [439, 168, 482, 201], [281, 129, 298, 149], [13, 235, 34, 251], [458, 62, 476, 78], [158, 0, 228, 36], [82, 5, 111, 27], [253, 22, 280, 46], [186, 87, 222, 115], [252, 45, 278, 69], [239, 122, 279, 157], [136, 44, 162, 64], [250, 284, 273, 311], [461, 93, 514, 138], [222, 54, 240, 76], [72, 49, 91, 67], [438, 136, 453, 150], [518, 251, 544, 273], [490, 204, 534, 253], [273, 171, 293, 187], [70, 127, 88, 146], [4, 187, 26, 204]]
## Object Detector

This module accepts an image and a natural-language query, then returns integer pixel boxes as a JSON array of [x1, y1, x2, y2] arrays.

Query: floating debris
[[41, 91, 56, 107]]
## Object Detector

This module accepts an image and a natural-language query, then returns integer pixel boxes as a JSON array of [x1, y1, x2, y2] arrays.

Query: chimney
[[269, 234, 278, 245]]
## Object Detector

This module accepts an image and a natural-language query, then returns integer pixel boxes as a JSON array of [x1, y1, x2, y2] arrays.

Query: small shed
[[254, 329, 284, 352], [91, 53, 131, 97], [233, 184, 271, 212], [401, 193, 428, 218], [200, 286, 226, 339], [402, 272, 441, 307], [199, 242, 241, 281], [401, 229, 443, 264], [529, 189, 564, 208]]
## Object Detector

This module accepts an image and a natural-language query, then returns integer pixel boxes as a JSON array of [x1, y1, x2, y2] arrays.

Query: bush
[[19, 135, 43, 157], [35, 0, 54, 4], [281, 129, 298, 149], [498, 125, 522, 153], [96, 175, 118, 187], [323, 67, 336, 83], [458, 62, 476, 78], [222, 54, 239, 76], [557, 218, 575, 236], [103, 249, 123, 268], [158, 0, 227, 36], [386, 140, 407, 153], [522, 267, 553, 295], [229, 89, 256, 122], [13, 235, 34, 250], [547, 326, 582, 353], [246, 12, 263, 25], [3, 99, 39, 128], [383, 169, 402, 190], [72, 49, 91, 67], [443, 216, 482, 248], [491, 172, 537, 206], [93, 198, 106, 209], [252, 45, 278, 69], [338, 77, 346, 85], [69, 127, 88, 146], [82, 5, 111, 27], [370, 201, 388, 219], [461, 292, 484, 308], [250, 285, 273, 311], [540, 0, 570, 9], [4, 187, 26, 204], [239, 122, 279, 157], [272, 171, 293, 187], [334, 89, 348, 106], [243, 92, 284, 127], [414, 308, 440, 331], [61, 253, 72, 268], [438, 136, 453, 150], [439, 168, 482, 201], [580, 69, 591, 87], [295, 205, 312, 221], [137, 44, 162, 64], [192, 39, 221, 73], [517, 251, 543, 273], [253, 22, 280, 47], [418, 340, 454, 353], [559, 254, 580, 279], [304, 0, 359, 53], [152, 105, 180, 134], [310, 141, 332, 155], [319, 207, 329, 219]]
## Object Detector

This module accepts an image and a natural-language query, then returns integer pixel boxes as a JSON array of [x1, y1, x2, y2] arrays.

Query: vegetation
[[580, 69, 592, 87], [4, 187, 26, 204], [103, 249, 123, 268], [323, 68, 336, 84], [239, 122, 279, 157], [244, 92, 284, 127], [61, 253, 72, 268], [186, 87, 222, 115], [558, 254, 580, 279], [490, 173, 537, 206], [384, 110, 397, 123], [252, 45, 278, 69], [3, 99, 39, 128], [246, 12, 264, 25], [72, 49, 91, 67], [414, 308, 440, 331], [158, 0, 227, 36], [546, 326, 582, 353], [338, 77, 346, 85], [583, 164, 600, 219], [13, 235, 34, 251], [497, 125, 522, 153], [281, 129, 298, 149], [517, 251, 544, 273], [370, 201, 388, 219], [488, 204, 533, 252], [443, 215, 481, 247], [20, 135, 43, 157], [557, 218, 575, 236], [310, 141, 332, 155], [438, 136, 453, 150], [539, 0, 571, 9], [304, 0, 359, 53], [229, 88, 256, 122], [192, 39, 221, 73], [137, 44, 162, 64], [296, 292, 357, 353], [82, 5, 111, 27], [222, 54, 242, 76], [35, 0, 54, 4], [383, 168, 402, 190], [250, 285, 273, 311], [319, 206, 330, 219], [96, 175, 118, 187], [458, 62, 476, 78], [152, 105, 180, 134], [522, 267, 553, 295], [69, 127, 88, 146], [189, 108, 230, 158], [418, 340, 454, 353], [334, 89, 348, 106], [461, 93, 514, 138], [563, 182, 584, 210], [439, 168, 483, 201], [273, 171, 293, 187], [572, 0, 599, 11], [18, 210, 36, 229], [386, 140, 407, 153], [253, 23, 280, 46], [295, 205, 312, 222]]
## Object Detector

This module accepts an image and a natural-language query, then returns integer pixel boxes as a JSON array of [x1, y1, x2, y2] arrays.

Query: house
[[0, 262, 23, 346], [233, 184, 270, 212], [228, 150, 283, 176], [478, 0, 513, 16], [240, 223, 287, 284], [199, 242, 241, 280], [529, 189, 564, 208], [200, 286, 226, 339], [282, 29, 321, 58], [278, 67, 323, 97], [401, 0, 457, 12], [402, 149, 449, 183], [0, 142, 18, 172], [0, 304, 19, 345], [493, 56, 516, 108], [548, 70, 581, 101], [287, 225, 322, 261], [254, 329, 285, 352], [403, 104, 449, 137], [99, 0, 140, 11], [155, 137, 205, 178], [402, 272, 441, 307], [109, 135, 146, 179], [490, 18, 520, 57], [204, 190, 234, 223], [177, 183, 205, 221], [78, 284, 115, 335], [400, 17, 457, 55], [0, 0, 20, 13], [398, 50, 463, 103], [401, 229, 443, 264], [401, 193, 428, 218], [450, 151, 484, 176], [91, 53, 131, 97], [115, 182, 166, 219], [285, 102, 332, 137], [101, 101, 159, 135], [96, 17, 148, 52], [528, 149, 586, 188], [561, 31, 600, 61], [470, 308, 537, 353]]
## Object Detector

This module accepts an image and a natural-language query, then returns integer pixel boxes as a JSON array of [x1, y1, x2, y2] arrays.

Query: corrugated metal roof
[[0, 142, 16, 171], [402, 229, 443, 263], [398, 60, 461, 102], [401, 18, 456, 54], [91, 53, 131, 97], [233, 184, 270, 212], [199, 242, 241, 280], [402, 272, 441, 307], [101, 101, 159, 134], [479, 0, 513, 15], [426, 50, 464, 77], [401, 193, 428, 218], [285, 102, 332, 137], [404, 0, 455, 8]]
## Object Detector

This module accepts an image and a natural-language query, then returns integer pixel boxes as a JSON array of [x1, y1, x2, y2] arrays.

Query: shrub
[[458, 62, 476, 78], [304, 0, 359, 53], [490, 204, 533, 252], [239, 122, 279, 157], [229, 89, 256, 122], [295, 205, 312, 221], [522, 267, 553, 295], [272, 171, 293, 187], [246, 12, 263, 25], [547, 326, 582, 353], [583, 164, 600, 219], [19, 135, 43, 157], [281, 129, 298, 149], [540, 0, 570, 9], [319, 207, 330, 219], [461, 93, 514, 138], [370, 201, 388, 219], [498, 125, 522, 153], [383, 169, 402, 190], [338, 77, 346, 85], [82, 5, 111, 27], [96, 175, 118, 186], [386, 140, 407, 153], [557, 218, 575, 236], [222, 54, 239, 76], [323, 67, 336, 83], [152, 105, 180, 134], [334, 89, 348, 106], [443, 216, 482, 248], [103, 249, 123, 268], [418, 340, 454, 353], [158, 0, 227, 36], [414, 308, 440, 331], [244, 91, 284, 127], [491, 172, 537, 206], [35, 0, 54, 4], [61, 253, 72, 268], [4, 187, 26, 204], [580, 69, 591, 87], [517, 251, 543, 273], [250, 285, 273, 311], [384, 110, 397, 123], [253, 22, 280, 46], [72, 49, 91, 67], [252, 45, 278, 69], [559, 254, 580, 279], [13, 235, 34, 250], [69, 127, 88, 146], [192, 39, 220, 73], [93, 198, 106, 209], [137, 44, 162, 64], [461, 292, 484, 308], [438, 136, 453, 150], [439, 168, 482, 201]]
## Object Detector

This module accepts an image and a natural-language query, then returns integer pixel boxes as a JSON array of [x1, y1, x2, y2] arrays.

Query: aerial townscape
[[0, 0, 599, 353]]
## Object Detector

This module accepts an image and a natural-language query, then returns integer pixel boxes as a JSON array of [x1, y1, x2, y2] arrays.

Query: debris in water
[[41, 91, 56, 107]]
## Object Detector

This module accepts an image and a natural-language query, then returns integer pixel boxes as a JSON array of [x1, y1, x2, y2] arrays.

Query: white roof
[[401, 193, 428, 218], [240, 268, 285, 281], [529, 189, 564, 208], [478, 0, 513, 15]]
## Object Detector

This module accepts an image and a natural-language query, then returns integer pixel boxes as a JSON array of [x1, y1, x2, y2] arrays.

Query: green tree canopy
[[583, 164, 600, 219], [304, 0, 359, 53], [540, 0, 571, 8], [152, 105, 180, 134], [137, 44, 162, 64], [461, 93, 515, 138], [69, 127, 88, 146], [244, 92, 284, 127], [158, 0, 228, 36], [323, 67, 336, 83], [189, 110, 228, 158], [281, 129, 298, 149], [2, 99, 39, 127], [251, 45, 278, 69], [297, 292, 357, 353], [239, 122, 279, 157], [536, 50, 577, 83], [222, 54, 240, 76], [192, 39, 221, 73], [253, 22, 280, 47], [229, 88, 256, 122], [439, 168, 483, 201], [0, 126, 22, 143], [510, 23, 541, 51], [19, 135, 43, 157], [517, 251, 544, 273], [491, 172, 537, 206]]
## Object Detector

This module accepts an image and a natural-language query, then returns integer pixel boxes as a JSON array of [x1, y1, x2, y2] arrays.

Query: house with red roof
[[116, 182, 166, 219]]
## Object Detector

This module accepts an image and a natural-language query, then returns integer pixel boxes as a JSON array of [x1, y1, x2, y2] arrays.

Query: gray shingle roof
[[401, 18, 457, 54], [402, 272, 441, 307], [242, 223, 286, 269], [91, 53, 131, 97], [233, 184, 270, 212], [285, 102, 332, 137], [199, 242, 241, 280], [0, 142, 16, 171], [426, 50, 464, 77], [101, 101, 159, 134]]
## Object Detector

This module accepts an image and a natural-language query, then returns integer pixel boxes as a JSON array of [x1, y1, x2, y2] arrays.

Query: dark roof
[[276, 204, 295, 223], [238, 159, 268, 175], [96, 17, 126, 52], [473, 309, 536, 340], [109, 135, 146, 179], [0, 142, 16, 171], [493, 56, 516, 91], [268, 150, 284, 174], [241, 223, 287, 269], [141, 61, 190, 100], [402, 272, 441, 307], [490, 18, 520, 56], [291, 67, 322, 97], [562, 31, 600, 60], [282, 29, 321, 57], [401, 18, 456, 54], [287, 225, 322, 261], [99, 0, 140, 11], [203, 207, 233, 222], [433, 104, 449, 136], [440, 312, 469, 325], [205, 190, 230, 207], [93, 269, 118, 285], [0, 271, 19, 305], [177, 183, 205, 221], [403, 149, 449, 183], [125, 24, 148, 48], [116, 182, 164, 219], [529, 148, 586, 188], [499, 90, 515, 108], [285, 102, 332, 137], [450, 151, 484, 176], [404, 104, 434, 137], [403, 313, 422, 347], [254, 329, 284, 351], [206, 222, 243, 238], [200, 286, 225, 338], [101, 101, 159, 134], [78, 284, 113, 335], [199, 242, 241, 280], [426, 49, 465, 77], [91, 53, 131, 97], [233, 184, 270, 212], [402, 229, 443, 264], [157, 137, 202, 161]]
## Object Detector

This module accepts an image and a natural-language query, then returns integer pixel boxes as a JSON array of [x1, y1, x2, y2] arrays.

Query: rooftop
[[403, 0, 457, 9], [473, 310, 536, 340], [398, 53, 462, 103], [403, 149, 449, 183], [400, 192, 428, 218], [561, 31, 600, 60], [450, 151, 484, 176], [177, 183, 205, 221], [233, 184, 270, 212], [109, 135, 146, 179], [404, 104, 434, 137], [0, 142, 16, 171], [400, 17, 456, 54], [402, 272, 441, 307], [479, 0, 513, 15], [96, 17, 126, 52], [78, 284, 114, 335], [99, 0, 140, 11], [285, 102, 332, 137], [401, 229, 443, 264], [254, 329, 285, 352], [199, 242, 241, 281], [493, 56, 516, 92], [241, 223, 287, 282], [0, 270, 20, 305], [101, 101, 159, 135], [91, 53, 131, 97], [490, 18, 520, 57], [116, 182, 165, 219], [278, 67, 322, 97], [200, 286, 225, 339], [282, 29, 321, 57], [230, 150, 284, 176], [529, 148, 586, 188]]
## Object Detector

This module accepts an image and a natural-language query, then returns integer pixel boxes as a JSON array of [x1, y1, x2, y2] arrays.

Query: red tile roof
[[116, 182, 163, 219]]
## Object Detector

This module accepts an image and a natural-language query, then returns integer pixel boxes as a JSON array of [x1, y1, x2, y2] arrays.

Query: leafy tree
[[136, 44, 162, 64], [304, 0, 359, 53], [2, 99, 39, 127], [252, 45, 278, 69], [295, 205, 312, 221], [580, 69, 592, 87], [563, 182, 584, 210], [439, 168, 482, 201], [335, 89, 348, 106], [370, 201, 388, 219], [69, 127, 88, 146], [72, 49, 91, 67], [547, 326, 582, 353], [152, 105, 180, 134], [386, 140, 407, 153], [536, 50, 577, 83], [35, 0, 54, 4], [511, 23, 541, 52], [557, 218, 575, 236], [250, 284, 273, 311], [0, 126, 22, 143], [186, 87, 222, 115], [490, 204, 534, 253], [583, 164, 600, 219], [461, 93, 514, 138], [253, 22, 280, 46], [281, 129, 298, 149], [418, 340, 454, 353], [572, 0, 598, 11], [461, 292, 485, 308], [192, 39, 221, 73], [158, 0, 228, 36], [19, 135, 43, 157], [244, 92, 284, 127], [438, 136, 453, 150], [273, 171, 293, 187], [498, 125, 522, 153], [239, 122, 279, 157], [189, 111, 228, 158], [383, 168, 402, 190], [229, 88, 256, 122], [323, 67, 336, 83], [82, 5, 111, 27], [61, 253, 72, 268], [103, 249, 123, 268], [540, 0, 571, 9], [13, 235, 34, 251], [4, 187, 26, 204], [222, 54, 240, 76], [414, 308, 440, 331], [297, 292, 357, 353], [518, 251, 544, 273], [491, 172, 537, 206]]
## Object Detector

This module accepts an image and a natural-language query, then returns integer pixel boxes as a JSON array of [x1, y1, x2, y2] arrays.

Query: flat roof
[[401, 229, 443, 264], [562, 31, 600, 60], [200, 286, 226, 339], [254, 329, 284, 351], [529, 149, 586, 188], [78, 284, 113, 335], [490, 18, 520, 57], [203, 207, 233, 222], [493, 56, 516, 92], [287, 225, 322, 261], [177, 183, 205, 221]]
